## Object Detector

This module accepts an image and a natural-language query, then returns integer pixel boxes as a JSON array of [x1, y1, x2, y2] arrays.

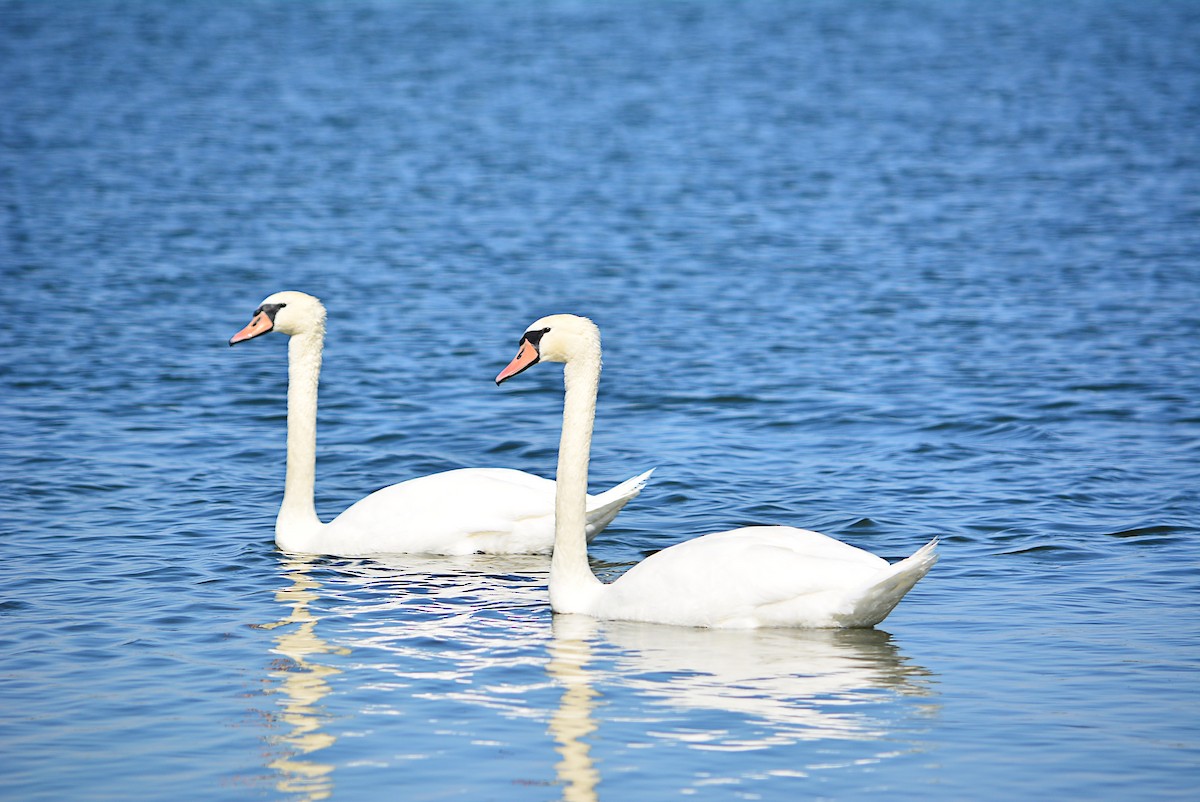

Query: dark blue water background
[[2, 1, 1198, 799]]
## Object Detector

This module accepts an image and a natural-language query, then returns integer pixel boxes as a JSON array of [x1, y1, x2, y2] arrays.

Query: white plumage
[[496, 313, 936, 628], [230, 292, 651, 556]]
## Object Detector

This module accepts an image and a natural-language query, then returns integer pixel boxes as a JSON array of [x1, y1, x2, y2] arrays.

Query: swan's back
[[599, 527, 933, 629], [324, 468, 560, 555], [317, 468, 651, 556]]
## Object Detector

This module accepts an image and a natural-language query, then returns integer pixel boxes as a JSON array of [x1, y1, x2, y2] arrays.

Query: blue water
[[3, 0, 1199, 798]]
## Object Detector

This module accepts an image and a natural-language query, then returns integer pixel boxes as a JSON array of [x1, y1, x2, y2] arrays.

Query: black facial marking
[[252, 302, 287, 322], [521, 327, 551, 349]]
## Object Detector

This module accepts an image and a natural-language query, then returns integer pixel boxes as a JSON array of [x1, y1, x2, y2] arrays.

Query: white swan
[[229, 292, 651, 555], [495, 314, 937, 628]]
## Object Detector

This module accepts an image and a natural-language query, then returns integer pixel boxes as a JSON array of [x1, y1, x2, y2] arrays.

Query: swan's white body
[[281, 466, 652, 557], [496, 314, 936, 629], [231, 292, 651, 556]]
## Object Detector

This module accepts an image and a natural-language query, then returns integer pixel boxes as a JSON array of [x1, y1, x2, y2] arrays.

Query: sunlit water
[[2, 1, 1198, 799]]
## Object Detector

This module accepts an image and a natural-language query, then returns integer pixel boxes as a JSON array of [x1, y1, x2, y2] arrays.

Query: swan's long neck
[[550, 347, 605, 613], [276, 326, 325, 549]]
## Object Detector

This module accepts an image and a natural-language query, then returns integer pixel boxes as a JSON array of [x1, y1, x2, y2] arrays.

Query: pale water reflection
[[256, 553, 940, 799], [547, 616, 601, 802], [544, 614, 937, 797], [332, 553, 554, 717], [592, 619, 936, 748], [257, 556, 349, 801]]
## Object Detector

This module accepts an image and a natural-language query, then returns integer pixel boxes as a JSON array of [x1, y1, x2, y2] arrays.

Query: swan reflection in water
[[591, 618, 932, 748], [547, 616, 602, 802], [256, 553, 935, 799], [546, 613, 934, 799], [256, 552, 554, 798], [257, 555, 348, 801]]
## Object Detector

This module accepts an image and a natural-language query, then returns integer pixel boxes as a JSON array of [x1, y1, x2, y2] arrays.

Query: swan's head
[[228, 291, 327, 345], [496, 314, 600, 384]]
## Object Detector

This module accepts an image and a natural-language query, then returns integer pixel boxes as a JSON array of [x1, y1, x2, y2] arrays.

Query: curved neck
[[277, 328, 324, 547], [550, 348, 605, 612]]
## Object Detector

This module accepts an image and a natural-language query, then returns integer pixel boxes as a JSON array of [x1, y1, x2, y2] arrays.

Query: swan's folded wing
[[602, 527, 892, 628], [327, 468, 561, 555]]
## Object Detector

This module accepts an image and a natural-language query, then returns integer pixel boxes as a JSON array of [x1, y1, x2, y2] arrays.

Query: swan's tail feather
[[838, 538, 939, 628], [583, 468, 655, 541]]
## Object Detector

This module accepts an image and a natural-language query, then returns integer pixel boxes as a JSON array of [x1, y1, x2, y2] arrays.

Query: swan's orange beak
[[228, 312, 275, 346], [496, 340, 540, 385]]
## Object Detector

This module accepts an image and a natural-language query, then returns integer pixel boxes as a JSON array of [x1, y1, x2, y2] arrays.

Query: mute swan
[[229, 292, 651, 555], [495, 314, 936, 628]]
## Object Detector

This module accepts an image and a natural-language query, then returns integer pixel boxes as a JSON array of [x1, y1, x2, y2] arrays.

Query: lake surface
[[2, 0, 1198, 799]]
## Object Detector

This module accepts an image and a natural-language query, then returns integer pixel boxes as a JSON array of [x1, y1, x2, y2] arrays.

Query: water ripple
[[3, 0, 1199, 799]]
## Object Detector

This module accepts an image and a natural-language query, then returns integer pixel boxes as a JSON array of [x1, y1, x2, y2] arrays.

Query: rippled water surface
[[3, 0, 1199, 799]]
